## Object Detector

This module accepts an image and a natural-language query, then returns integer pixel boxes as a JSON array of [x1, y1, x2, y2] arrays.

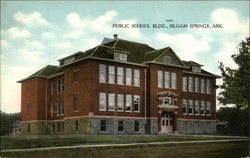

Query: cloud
[[30, 41, 45, 49], [55, 42, 73, 49], [66, 10, 118, 34], [14, 12, 50, 26], [86, 38, 100, 48], [1, 40, 10, 47], [211, 8, 249, 37], [114, 19, 144, 40], [18, 48, 44, 62], [42, 32, 54, 39], [63, 31, 84, 39], [155, 32, 211, 61], [4, 27, 31, 39]]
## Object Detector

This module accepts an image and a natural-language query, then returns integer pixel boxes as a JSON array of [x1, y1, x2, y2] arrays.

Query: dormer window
[[192, 66, 201, 73], [64, 57, 75, 65], [114, 53, 127, 61]]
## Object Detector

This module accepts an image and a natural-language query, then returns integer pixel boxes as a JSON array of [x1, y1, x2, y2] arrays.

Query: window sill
[[99, 110, 106, 112]]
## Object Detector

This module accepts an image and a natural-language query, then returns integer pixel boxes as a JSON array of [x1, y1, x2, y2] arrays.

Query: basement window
[[100, 120, 106, 131]]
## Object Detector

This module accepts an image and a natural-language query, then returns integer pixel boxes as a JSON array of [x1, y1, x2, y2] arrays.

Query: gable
[[155, 48, 185, 67]]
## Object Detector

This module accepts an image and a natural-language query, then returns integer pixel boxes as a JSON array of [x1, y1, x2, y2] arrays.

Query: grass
[[0, 135, 232, 150]]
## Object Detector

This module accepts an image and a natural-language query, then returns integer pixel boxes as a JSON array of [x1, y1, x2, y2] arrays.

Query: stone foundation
[[177, 119, 216, 134], [89, 117, 146, 135], [21, 121, 46, 135]]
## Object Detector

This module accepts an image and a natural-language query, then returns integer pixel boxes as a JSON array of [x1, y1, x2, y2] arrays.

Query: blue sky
[[1, 1, 249, 113]]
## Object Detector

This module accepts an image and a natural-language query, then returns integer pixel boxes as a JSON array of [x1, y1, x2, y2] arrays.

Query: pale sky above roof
[[1, 1, 249, 113]]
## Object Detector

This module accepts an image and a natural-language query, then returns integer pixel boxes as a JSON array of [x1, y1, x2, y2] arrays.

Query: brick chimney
[[113, 34, 118, 40]]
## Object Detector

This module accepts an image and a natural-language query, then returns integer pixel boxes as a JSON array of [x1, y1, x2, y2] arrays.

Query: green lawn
[[0, 135, 231, 150]]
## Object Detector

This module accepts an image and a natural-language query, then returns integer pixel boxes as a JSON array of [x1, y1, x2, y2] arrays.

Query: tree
[[218, 37, 250, 136], [0, 111, 20, 136]]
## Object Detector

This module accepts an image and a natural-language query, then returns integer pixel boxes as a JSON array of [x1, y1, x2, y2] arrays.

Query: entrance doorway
[[161, 112, 173, 133]]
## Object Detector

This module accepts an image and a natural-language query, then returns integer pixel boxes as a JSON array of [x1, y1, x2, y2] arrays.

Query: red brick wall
[[90, 60, 146, 117], [147, 64, 216, 120], [21, 78, 47, 121]]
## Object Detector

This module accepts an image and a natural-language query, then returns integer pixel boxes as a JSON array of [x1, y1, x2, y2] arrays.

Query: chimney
[[113, 34, 118, 40]]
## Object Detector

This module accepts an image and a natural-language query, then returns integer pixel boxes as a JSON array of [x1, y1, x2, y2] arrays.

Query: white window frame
[[99, 92, 106, 111], [134, 69, 140, 87], [99, 64, 106, 83], [126, 68, 132, 86], [171, 72, 177, 89], [182, 77, 187, 91], [133, 95, 140, 112], [206, 79, 211, 94], [206, 101, 211, 116], [108, 66, 115, 84], [201, 79, 205, 93], [195, 100, 199, 115], [108, 93, 115, 111], [195, 78, 199, 93], [114, 53, 127, 61], [158, 71, 163, 88], [201, 100, 205, 115], [188, 77, 193, 92], [164, 71, 170, 88], [182, 99, 187, 115], [188, 100, 193, 115], [126, 94, 132, 112], [117, 67, 124, 85], [117, 94, 124, 112], [57, 78, 64, 93]]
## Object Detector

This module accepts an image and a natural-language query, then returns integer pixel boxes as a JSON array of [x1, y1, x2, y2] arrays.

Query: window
[[206, 101, 211, 115], [182, 99, 187, 114], [195, 100, 199, 115], [100, 120, 106, 131], [52, 123, 55, 132], [73, 95, 79, 112], [182, 77, 187, 91], [133, 95, 140, 112], [99, 92, 106, 111], [134, 121, 139, 131], [75, 120, 79, 132], [206, 79, 211, 94], [57, 78, 64, 93], [163, 97, 172, 105], [171, 72, 177, 89], [28, 123, 30, 133], [50, 82, 53, 95], [56, 101, 64, 115], [62, 122, 64, 130], [99, 64, 106, 83], [64, 57, 75, 65], [164, 71, 170, 88], [117, 94, 124, 111], [201, 101, 205, 115], [117, 67, 124, 85], [26, 103, 31, 118], [114, 53, 127, 61], [126, 68, 132, 86], [126, 94, 132, 111], [195, 78, 199, 93], [57, 122, 61, 132], [164, 56, 171, 64], [56, 103, 60, 116], [188, 77, 193, 92], [73, 70, 80, 83], [108, 93, 115, 111], [201, 79, 205, 93], [118, 120, 123, 131], [134, 69, 140, 87], [108, 66, 115, 84], [192, 66, 201, 73], [188, 100, 193, 115], [158, 71, 163, 88]]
